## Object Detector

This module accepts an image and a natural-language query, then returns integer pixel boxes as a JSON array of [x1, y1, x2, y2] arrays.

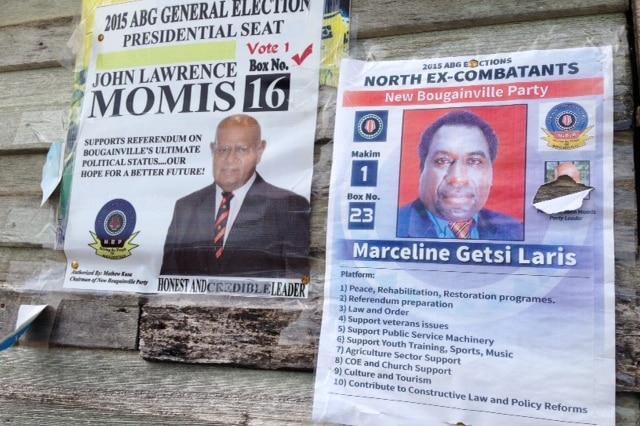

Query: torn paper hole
[[533, 175, 594, 214]]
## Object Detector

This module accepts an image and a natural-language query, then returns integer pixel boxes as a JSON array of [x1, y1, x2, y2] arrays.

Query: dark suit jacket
[[397, 199, 524, 241], [161, 174, 310, 277]]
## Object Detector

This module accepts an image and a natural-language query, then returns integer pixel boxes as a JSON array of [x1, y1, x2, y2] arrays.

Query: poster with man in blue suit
[[314, 47, 614, 425]]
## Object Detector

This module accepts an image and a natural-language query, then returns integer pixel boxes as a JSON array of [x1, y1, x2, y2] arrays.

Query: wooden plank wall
[[1, 0, 640, 423]]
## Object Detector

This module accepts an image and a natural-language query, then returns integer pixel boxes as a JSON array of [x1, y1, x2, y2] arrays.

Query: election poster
[[60, 0, 323, 298], [320, 0, 350, 87], [313, 47, 614, 425]]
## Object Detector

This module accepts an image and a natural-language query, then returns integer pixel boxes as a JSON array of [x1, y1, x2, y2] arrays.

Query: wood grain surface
[[1, 0, 640, 423], [0, 346, 319, 425]]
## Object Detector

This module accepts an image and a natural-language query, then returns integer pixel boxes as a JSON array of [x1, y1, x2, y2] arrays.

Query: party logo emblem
[[354, 111, 388, 142], [542, 102, 593, 150], [90, 199, 139, 260]]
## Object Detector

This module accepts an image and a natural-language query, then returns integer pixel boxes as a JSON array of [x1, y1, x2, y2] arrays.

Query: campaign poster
[[320, 0, 350, 87], [60, 0, 323, 298], [313, 47, 614, 425]]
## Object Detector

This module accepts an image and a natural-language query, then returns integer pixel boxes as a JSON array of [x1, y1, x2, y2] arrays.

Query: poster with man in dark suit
[[59, 0, 322, 295]]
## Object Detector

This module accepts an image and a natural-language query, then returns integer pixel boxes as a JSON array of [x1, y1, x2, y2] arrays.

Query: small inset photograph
[[544, 160, 590, 185]]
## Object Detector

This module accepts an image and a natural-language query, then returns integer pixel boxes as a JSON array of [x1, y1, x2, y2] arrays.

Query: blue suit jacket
[[397, 199, 524, 240], [161, 174, 310, 277]]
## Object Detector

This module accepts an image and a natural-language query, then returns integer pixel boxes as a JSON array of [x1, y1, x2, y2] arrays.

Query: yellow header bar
[[96, 41, 237, 71]]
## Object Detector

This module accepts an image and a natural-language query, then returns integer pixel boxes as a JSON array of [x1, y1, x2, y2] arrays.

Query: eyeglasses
[[213, 144, 256, 158]]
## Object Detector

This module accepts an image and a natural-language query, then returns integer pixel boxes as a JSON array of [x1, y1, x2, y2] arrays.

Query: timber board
[[0, 18, 76, 73], [0, 0, 81, 27], [0, 346, 317, 425], [0, 0, 627, 37], [0, 290, 140, 349], [352, 0, 628, 38]]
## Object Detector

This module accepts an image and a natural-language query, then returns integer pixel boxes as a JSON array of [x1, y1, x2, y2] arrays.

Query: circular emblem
[[545, 102, 589, 133], [105, 210, 126, 236], [95, 199, 136, 247], [357, 113, 384, 140]]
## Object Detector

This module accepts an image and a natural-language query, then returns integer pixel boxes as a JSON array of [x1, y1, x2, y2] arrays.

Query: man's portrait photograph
[[397, 106, 526, 241], [545, 160, 590, 185], [160, 114, 310, 279]]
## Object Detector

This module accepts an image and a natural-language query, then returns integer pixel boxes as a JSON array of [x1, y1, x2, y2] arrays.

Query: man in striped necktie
[[397, 110, 523, 241], [161, 114, 310, 277]]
